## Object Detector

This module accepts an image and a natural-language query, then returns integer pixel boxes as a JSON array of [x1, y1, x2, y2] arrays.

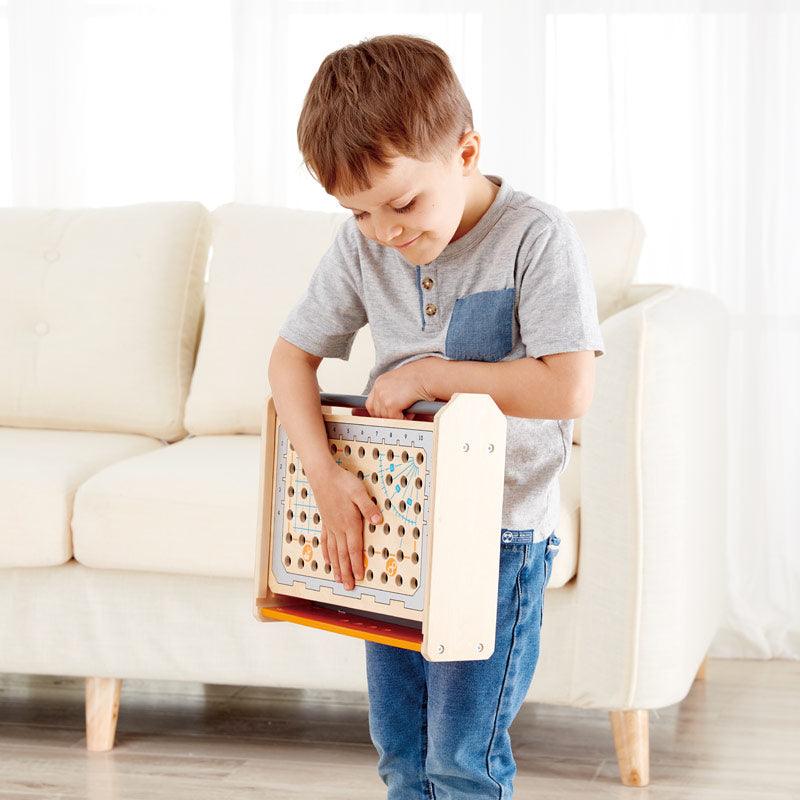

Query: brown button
[[425, 303, 437, 316], [421, 276, 434, 290]]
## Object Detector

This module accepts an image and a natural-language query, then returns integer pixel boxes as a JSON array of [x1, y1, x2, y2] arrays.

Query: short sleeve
[[277, 225, 368, 361], [516, 217, 605, 360]]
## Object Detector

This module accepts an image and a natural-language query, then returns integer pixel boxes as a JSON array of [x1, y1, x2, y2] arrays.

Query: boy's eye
[[354, 198, 416, 221]]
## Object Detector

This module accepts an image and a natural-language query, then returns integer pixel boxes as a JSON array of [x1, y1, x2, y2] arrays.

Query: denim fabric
[[365, 529, 561, 799], [443, 288, 516, 362]]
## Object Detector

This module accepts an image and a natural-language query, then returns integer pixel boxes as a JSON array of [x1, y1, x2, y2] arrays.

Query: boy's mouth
[[396, 234, 421, 249]]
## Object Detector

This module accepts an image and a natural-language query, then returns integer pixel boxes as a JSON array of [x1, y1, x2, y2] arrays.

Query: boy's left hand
[[360, 356, 442, 419]]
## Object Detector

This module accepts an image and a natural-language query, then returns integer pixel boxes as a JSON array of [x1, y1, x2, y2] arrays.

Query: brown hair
[[297, 34, 474, 197]]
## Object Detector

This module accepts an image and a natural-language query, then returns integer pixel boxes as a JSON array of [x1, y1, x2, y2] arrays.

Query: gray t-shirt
[[278, 174, 605, 544]]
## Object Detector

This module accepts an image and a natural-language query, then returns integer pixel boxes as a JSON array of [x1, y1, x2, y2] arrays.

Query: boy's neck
[[450, 172, 500, 243]]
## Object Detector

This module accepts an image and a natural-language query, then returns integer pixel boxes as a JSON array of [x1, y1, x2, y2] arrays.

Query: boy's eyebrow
[[339, 190, 413, 212]]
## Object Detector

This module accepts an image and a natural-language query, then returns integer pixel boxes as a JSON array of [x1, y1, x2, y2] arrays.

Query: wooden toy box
[[253, 391, 507, 662]]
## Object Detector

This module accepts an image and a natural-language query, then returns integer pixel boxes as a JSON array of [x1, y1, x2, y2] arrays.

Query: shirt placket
[[418, 269, 441, 333]]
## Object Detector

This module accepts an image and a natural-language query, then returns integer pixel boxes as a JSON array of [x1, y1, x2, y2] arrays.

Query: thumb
[[355, 490, 384, 525]]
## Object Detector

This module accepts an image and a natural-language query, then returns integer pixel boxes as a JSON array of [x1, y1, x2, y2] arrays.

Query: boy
[[268, 34, 604, 799]]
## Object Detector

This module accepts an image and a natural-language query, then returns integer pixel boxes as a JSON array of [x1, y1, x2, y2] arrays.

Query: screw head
[[477, 643, 484, 652], [437, 644, 445, 654], [461, 442, 469, 452], [487, 443, 494, 453]]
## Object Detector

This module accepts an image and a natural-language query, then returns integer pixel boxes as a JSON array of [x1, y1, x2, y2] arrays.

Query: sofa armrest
[[576, 284, 730, 709]]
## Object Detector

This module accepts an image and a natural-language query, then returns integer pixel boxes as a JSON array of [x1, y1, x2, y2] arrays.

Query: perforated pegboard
[[270, 416, 434, 616]]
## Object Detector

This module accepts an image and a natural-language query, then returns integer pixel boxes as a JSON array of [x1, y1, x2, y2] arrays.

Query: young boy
[[268, 34, 604, 799]]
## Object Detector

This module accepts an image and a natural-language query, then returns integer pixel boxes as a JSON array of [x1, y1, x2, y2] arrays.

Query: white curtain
[[0, 0, 797, 658]]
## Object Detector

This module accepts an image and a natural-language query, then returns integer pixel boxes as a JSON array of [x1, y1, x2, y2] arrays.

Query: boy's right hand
[[308, 463, 384, 591]]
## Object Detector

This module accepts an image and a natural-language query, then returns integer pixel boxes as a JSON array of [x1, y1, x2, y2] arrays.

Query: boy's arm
[[423, 350, 595, 420], [269, 219, 367, 475], [267, 337, 337, 481], [470, 214, 603, 419], [419, 215, 603, 421]]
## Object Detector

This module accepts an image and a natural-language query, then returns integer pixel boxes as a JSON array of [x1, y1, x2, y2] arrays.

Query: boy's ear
[[458, 129, 481, 172]]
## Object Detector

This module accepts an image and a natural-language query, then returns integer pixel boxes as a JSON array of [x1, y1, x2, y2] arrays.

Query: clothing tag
[[500, 528, 534, 545]]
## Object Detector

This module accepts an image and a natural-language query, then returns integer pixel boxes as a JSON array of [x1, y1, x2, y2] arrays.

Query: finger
[[335, 534, 354, 589], [324, 524, 341, 581], [348, 527, 365, 582], [354, 490, 383, 527], [320, 523, 330, 568]]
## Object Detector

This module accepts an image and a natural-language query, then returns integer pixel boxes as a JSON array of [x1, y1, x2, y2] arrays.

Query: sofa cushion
[[72, 434, 260, 578], [552, 444, 580, 588], [71, 432, 580, 587], [0, 202, 210, 441], [185, 204, 643, 437], [183, 204, 369, 436], [570, 209, 644, 323], [0, 427, 163, 568]]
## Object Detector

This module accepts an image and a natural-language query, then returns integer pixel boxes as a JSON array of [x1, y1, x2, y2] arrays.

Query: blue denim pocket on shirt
[[444, 287, 515, 362]]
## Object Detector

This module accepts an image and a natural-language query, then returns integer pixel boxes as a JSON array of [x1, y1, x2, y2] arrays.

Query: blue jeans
[[365, 529, 561, 799]]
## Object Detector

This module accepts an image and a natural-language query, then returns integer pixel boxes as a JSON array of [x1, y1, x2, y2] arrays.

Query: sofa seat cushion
[[72, 434, 260, 578], [72, 433, 581, 587], [0, 427, 163, 568]]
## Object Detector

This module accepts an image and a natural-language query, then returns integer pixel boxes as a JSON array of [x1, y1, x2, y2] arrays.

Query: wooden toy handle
[[319, 392, 445, 416]]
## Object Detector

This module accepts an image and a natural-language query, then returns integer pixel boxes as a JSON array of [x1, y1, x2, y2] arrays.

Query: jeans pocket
[[444, 287, 515, 361], [543, 531, 561, 588], [537, 532, 560, 629]]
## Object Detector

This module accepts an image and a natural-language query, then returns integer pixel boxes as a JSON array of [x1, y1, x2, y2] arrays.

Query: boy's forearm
[[426, 357, 579, 420], [267, 354, 338, 481]]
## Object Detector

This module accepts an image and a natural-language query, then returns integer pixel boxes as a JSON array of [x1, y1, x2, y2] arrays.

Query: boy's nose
[[376, 226, 403, 245]]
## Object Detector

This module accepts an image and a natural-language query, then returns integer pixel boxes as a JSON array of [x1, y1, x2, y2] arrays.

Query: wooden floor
[[0, 658, 798, 799]]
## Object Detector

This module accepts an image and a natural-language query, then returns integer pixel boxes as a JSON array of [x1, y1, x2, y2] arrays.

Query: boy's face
[[333, 134, 477, 266]]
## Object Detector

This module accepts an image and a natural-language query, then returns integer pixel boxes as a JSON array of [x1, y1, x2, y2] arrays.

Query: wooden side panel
[[421, 393, 507, 662], [253, 394, 283, 619]]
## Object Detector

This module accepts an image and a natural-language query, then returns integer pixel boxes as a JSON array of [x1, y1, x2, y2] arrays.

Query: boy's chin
[[399, 238, 440, 266]]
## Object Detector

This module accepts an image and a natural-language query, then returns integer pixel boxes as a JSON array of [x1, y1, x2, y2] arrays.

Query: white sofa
[[0, 200, 729, 787]]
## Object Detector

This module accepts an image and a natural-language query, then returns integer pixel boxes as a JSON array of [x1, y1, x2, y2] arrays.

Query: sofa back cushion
[[0, 203, 210, 441], [184, 204, 369, 435], [185, 203, 643, 435], [571, 209, 644, 322]]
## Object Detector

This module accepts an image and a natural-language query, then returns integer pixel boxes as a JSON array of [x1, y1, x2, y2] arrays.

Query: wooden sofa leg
[[695, 655, 708, 681], [85, 677, 122, 751], [609, 709, 650, 787]]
